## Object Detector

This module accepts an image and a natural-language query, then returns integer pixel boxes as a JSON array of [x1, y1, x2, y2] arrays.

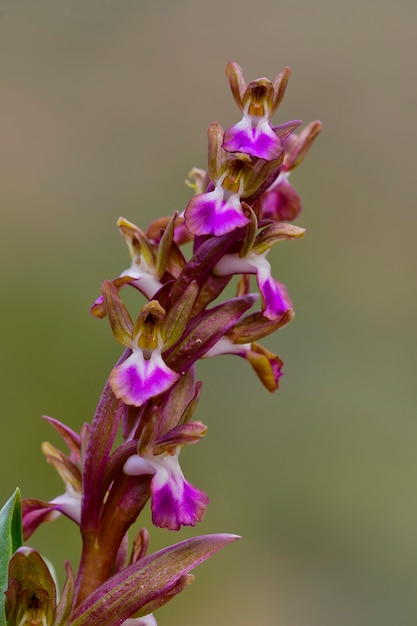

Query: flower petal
[[110, 350, 180, 407], [184, 187, 249, 236], [124, 455, 156, 477], [223, 118, 284, 160], [214, 251, 291, 320], [22, 498, 67, 540], [204, 337, 283, 392], [50, 491, 82, 524], [261, 176, 302, 222], [150, 453, 209, 531], [245, 342, 284, 392], [256, 265, 292, 320], [120, 265, 163, 300]]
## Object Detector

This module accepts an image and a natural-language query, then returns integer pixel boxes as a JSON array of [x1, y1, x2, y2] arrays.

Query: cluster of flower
[[4, 63, 320, 626]]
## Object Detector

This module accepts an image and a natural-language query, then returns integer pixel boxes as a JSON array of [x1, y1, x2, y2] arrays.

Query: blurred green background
[[1, 1, 416, 624]]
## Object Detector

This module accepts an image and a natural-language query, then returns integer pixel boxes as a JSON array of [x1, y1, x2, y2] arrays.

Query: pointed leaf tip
[[0, 489, 23, 624]]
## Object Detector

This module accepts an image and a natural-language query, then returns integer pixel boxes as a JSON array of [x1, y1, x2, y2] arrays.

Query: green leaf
[[0, 489, 23, 625]]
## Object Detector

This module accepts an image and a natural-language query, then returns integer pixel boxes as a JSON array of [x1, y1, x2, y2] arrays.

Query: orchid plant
[[0, 62, 321, 626]]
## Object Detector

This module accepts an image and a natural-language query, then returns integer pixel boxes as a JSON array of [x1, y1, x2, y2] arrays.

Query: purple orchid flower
[[101, 282, 180, 407], [258, 120, 323, 222], [123, 376, 209, 533], [22, 436, 83, 539], [184, 123, 284, 238], [204, 336, 283, 392], [111, 347, 179, 409], [184, 119, 291, 238], [184, 124, 246, 238], [124, 449, 209, 531], [91, 217, 164, 319], [222, 61, 301, 161], [184, 173, 250, 237], [260, 171, 303, 222], [183, 124, 249, 236], [214, 251, 291, 321], [214, 221, 305, 320]]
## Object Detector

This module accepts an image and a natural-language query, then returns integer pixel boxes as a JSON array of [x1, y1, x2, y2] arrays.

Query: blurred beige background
[[1, 1, 416, 624]]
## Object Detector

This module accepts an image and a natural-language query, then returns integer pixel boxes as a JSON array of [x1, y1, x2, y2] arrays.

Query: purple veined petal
[[149, 452, 209, 531], [185, 186, 249, 237], [261, 175, 302, 222], [110, 349, 180, 407], [22, 491, 81, 540], [22, 500, 62, 540], [253, 255, 291, 320], [223, 117, 284, 160], [124, 451, 209, 531], [214, 252, 291, 321], [270, 355, 284, 385]]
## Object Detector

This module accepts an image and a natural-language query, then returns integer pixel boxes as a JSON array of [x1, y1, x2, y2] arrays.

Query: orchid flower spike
[[14, 60, 320, 626]]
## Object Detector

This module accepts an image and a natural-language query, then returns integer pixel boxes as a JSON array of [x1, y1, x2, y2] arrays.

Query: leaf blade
[[0, 489, 23, 625]]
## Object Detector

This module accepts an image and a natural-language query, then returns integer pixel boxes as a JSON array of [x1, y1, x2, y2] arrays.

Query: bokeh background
[[1, 1, 416, 624]]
